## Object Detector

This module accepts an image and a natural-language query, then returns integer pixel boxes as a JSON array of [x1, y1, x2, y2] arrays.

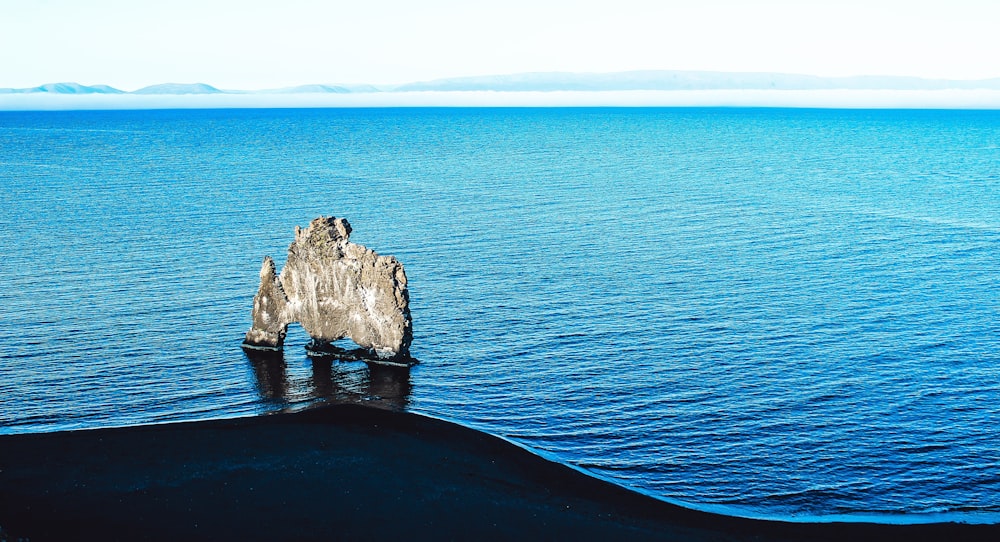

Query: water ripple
[[1, 108, 999, 521]]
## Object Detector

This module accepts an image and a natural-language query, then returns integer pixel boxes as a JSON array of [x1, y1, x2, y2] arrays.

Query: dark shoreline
[[1, 404, 996, 541]]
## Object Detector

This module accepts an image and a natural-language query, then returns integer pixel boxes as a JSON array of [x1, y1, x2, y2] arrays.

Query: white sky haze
[[2, 0, 999, 90]]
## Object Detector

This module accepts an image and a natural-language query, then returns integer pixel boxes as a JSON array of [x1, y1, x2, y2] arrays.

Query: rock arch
[[243, 216, 412, 363]]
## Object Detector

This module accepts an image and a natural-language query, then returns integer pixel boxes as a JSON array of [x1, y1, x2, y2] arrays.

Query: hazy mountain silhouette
[[131, 83, 224, 95], [4, 71, 1000, 95], [392, 70, 1000, 92], [0, 82, 124, 94]]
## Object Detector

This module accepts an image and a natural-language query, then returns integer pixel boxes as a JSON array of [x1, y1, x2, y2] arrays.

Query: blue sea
[[1, 107, 998, 522]]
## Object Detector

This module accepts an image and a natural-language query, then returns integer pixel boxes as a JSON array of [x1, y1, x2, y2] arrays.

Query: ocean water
[[1, 107, 998, 522]]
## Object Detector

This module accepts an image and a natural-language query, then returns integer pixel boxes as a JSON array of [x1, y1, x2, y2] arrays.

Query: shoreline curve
[[1, 403, 996, 541]]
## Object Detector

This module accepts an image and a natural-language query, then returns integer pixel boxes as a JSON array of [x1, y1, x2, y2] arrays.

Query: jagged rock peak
[[295, 216, 352, 243]]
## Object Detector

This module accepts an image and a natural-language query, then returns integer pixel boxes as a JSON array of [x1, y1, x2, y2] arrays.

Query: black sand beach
[[1, 404, 995, 541]]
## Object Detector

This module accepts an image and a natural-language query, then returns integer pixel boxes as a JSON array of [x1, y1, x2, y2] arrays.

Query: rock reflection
[[309, 358, 336, 398], [243, 348, 411, 410], [368, 364, 412, 404], [245, 349, 287, 400]]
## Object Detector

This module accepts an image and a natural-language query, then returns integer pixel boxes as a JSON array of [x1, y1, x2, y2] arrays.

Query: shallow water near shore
[[1, 107, 998, 521]]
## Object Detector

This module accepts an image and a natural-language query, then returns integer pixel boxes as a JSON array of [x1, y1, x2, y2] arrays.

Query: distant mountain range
[[3, 71, 1000, 95], [0, 82, 378, 95], [129, 83, 223, 95], [396, 71, 1000, 92], [0, 82, 128, 94]]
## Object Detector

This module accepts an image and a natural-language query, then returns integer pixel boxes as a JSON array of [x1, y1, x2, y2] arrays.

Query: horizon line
[[5, 69, 1000, 96], [4, 89, 1000, 111]]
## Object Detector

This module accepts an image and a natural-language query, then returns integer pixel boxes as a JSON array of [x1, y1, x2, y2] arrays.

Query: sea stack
[[243, 217, 412, 363]]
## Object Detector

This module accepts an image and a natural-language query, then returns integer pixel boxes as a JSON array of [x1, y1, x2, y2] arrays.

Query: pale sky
[[2, 0, 999, 90]]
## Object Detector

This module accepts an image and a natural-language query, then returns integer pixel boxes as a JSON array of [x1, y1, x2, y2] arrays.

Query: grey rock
[[243, 217, 412, 362]]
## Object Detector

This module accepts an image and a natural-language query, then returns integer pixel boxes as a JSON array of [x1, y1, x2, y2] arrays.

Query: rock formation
[[243, 217, 412, 363]]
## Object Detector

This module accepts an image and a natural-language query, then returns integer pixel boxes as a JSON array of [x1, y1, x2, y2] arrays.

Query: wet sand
[[0, 404, 995, 541]]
